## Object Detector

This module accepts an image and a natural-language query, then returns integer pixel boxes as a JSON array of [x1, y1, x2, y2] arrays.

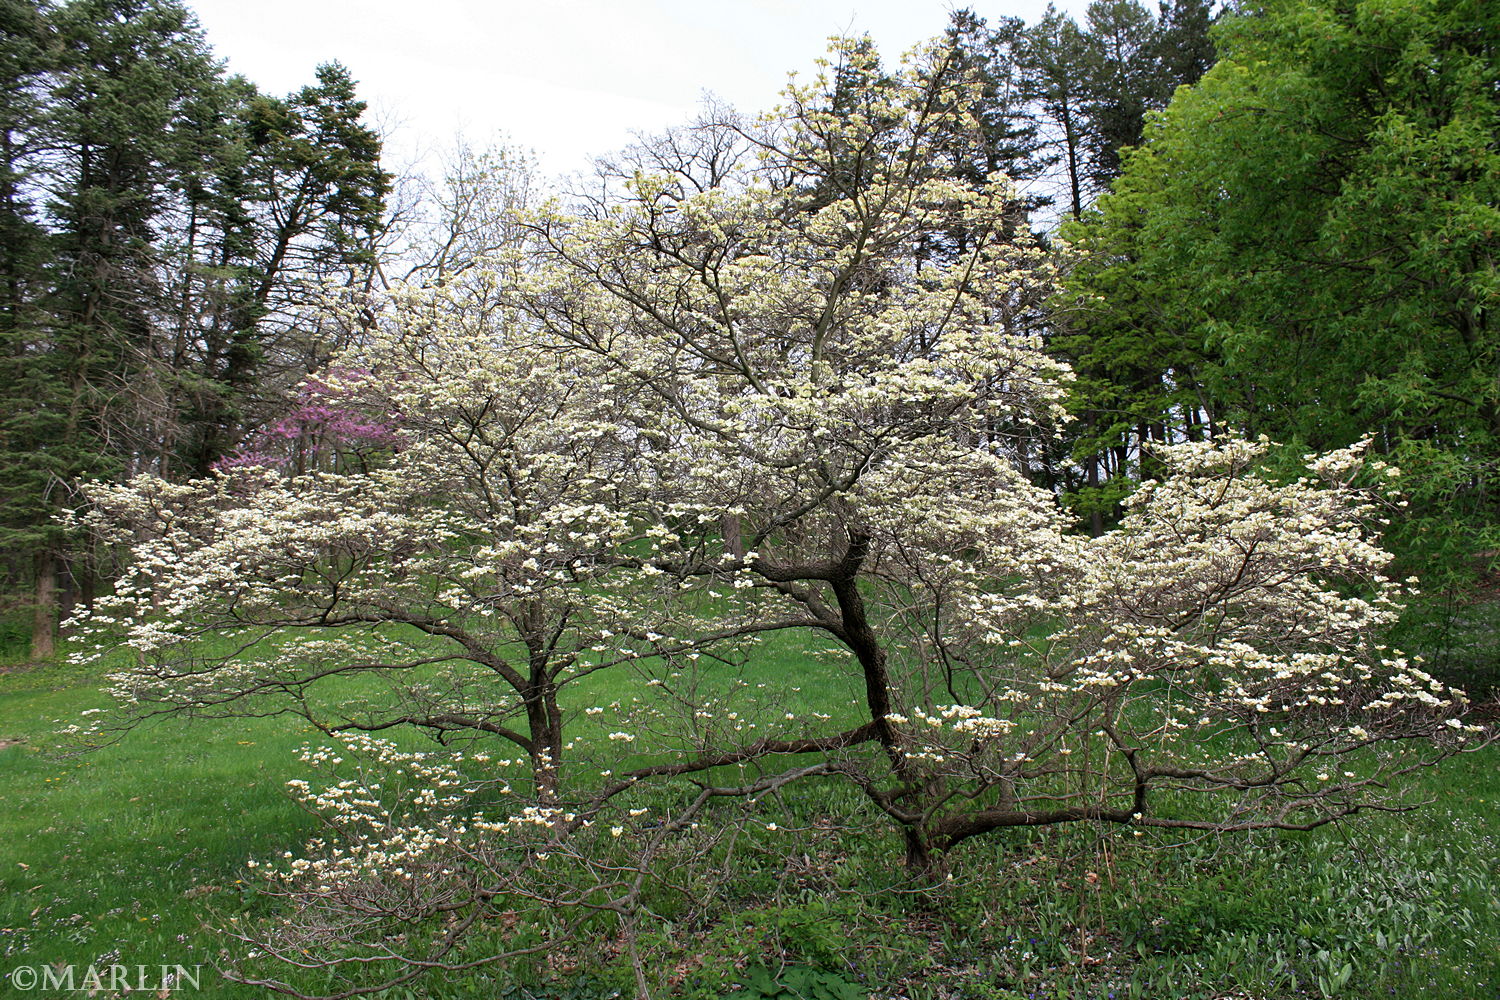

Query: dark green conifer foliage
[[1, 0, 227, 656], [932, 9, 1052, 225], [0, 0, 388, 656]]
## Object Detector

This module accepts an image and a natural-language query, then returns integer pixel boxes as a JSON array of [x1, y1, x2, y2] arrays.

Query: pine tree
[[1022, 7, 1096, 220], [931, 9, 1052, 225], [174, 62, 390, 476], [0, 0, 228, 656], [0, 0, 389, 657]]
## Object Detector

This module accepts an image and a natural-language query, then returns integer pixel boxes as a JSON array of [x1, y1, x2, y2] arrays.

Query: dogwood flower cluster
[[247, 734, 589, 928]]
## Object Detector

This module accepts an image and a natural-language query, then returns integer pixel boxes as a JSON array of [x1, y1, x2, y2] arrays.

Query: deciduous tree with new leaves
[[1061, 0, 1500, 593], [69, 36, 1476, 999]]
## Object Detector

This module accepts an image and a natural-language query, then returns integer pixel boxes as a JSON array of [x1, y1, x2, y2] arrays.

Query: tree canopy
[[1061, 0, 1500, 585]]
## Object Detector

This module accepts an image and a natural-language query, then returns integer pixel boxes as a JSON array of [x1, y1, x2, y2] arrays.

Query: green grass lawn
[[1, 640, 1496, 1000], [0, 665, 319, 996]]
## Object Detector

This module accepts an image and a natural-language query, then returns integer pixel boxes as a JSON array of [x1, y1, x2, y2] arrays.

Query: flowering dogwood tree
[[516, 40, 1474, 867], [70, 37, 1476, 998], [77, 285, 696, 803]]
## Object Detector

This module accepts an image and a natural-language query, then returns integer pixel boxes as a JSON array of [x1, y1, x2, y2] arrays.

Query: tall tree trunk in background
[[1086, 453, 1104, 537], [30, 548, 55, 659]]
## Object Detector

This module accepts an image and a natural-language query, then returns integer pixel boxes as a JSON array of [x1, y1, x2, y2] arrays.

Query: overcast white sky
[[184, 0, 1087, 182]]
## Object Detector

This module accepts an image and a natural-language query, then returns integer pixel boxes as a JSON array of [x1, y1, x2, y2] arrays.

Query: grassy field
[[1, 635, 1496, 1000]]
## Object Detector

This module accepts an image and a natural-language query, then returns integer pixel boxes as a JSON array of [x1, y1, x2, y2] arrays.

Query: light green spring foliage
[[1062, 0, 1500, 587]]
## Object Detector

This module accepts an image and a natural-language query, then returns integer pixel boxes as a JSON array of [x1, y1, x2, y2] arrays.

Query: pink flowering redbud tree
[[211, 367, 401, 476]]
